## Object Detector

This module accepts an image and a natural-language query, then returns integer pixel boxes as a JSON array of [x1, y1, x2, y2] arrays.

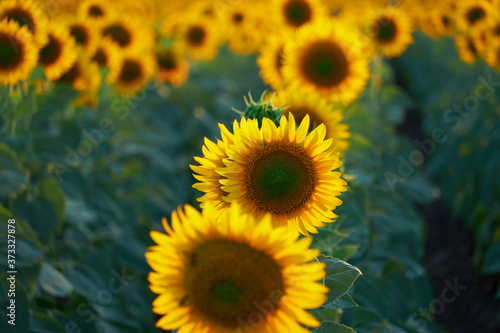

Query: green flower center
[[185, 240, 284, 328], [302, 41, 349, 87], [103, 24, 131, 47], [0, 35, 22, 70], [246, 142, 316, 215], [212, 281, 242, 304], [284, 0, 312, 27]]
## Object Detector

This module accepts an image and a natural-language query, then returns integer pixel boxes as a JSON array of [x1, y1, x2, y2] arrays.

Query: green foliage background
[[0, 33, 499, 332]]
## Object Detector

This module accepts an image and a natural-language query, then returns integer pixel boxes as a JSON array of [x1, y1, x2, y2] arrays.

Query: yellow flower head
[[146, 203, 327, 332], [156, 47, 190, 87], [0, 0, 48, 47], [283, 19, 370, 105], [218, 113, 347, 235], [0, 19, 38, 86]]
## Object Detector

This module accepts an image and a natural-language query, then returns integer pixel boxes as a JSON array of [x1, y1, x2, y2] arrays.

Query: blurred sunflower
[[175, 18, 219, 61], [219, 113, 347, 235], [107, 52, 156, 96], [101, 15, 154, 52], [156, 47, 189, 87], [0, 19, 38, 86], [77, 0, 110, 23], [257, 34, 288, 90], [273, 0, 326, 32], [0, 0, 47, 47], [67, 18, 100, 57], [455, 0, 494, 33], [146, 203, 327, 332], [485, 40, 500, 69], [91, 37, 121, 71], [190, 124, 235, 214], [455, 33, 479, 64], [38, 22, 78, 81], [57, 50, 101, 93], [365, 7, 414, 58], [273, 88, 351, 154], [283, 20, 370, 105], [430, 3, 456, 37]]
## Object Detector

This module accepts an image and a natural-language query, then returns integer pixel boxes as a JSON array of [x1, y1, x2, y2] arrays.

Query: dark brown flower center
[[466, 6, 486, 25], [2, 8, 35, 34], [186, 25, 206, 46], [103, 24, 131, 47], [157, 50, 177, 70], [0, 34, 24, 70], [89, 5, 104, 17], [57, 62, 81, 85], [92, 48, 107, 66], [119, 59, 142, 83], [70, 25, 89, 46], [301, 41, 349, 87], [185, 240, 284, 328], [39, 35, 62, 66], [284, 0, 312, 27], [374, 16, 398, 43]]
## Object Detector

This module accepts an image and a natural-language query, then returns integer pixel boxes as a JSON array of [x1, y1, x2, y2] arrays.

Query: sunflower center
[[119, 59, 142, 83], [284, 107, 323, 132], [301, 41, 348, 87], [103, 24, 131, 47], [70, 25, 89, 46], [284, 0, 312, 27], [39, 35, 62, 66], [89, 5, 104, 17], [374, 17, 397, 42], [2, 8, 35, 34], [185, 240, 284, 328], [466, 7, 486, 25], [494, 24, 500, 36], [441, 16, 450, 27], [186, 26, 205, 46], [92, 48, 107, 66], [467, 39, 477, 55], [232, 13, 244, 24], [157, 50, 177, 70], [57, 63, 80, 85], [246, 142, 316, 215], [0, 35, 23, 70]]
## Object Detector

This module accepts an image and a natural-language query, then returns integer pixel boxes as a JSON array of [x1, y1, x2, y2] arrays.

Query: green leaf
[[483, 243, 500, 275], [38, 177, 66, 230], [331, 245, 360, 261], [316, 322, 356, 333], [30, 311, 65, 333], [37, 262, 74, 298], [0, 143, 28, 198], [317, 255, 362, 304], [29, 66, 46, 81]]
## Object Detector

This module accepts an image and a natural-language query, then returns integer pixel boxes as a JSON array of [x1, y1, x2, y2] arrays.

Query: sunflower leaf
[[315, 322, 357, 333], [317, 255, 362, 305]]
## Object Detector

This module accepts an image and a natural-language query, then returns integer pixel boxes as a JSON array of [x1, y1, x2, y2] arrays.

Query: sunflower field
[[1, 0, 500, 332]]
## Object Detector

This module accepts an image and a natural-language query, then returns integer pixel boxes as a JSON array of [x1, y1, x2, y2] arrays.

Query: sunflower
[[272, 88, 351, 154], [283, 19, 370, 105], [156, 47, 190, 87], [0, 19, 38, 86], [455, 33, 479, 64], [273, 0, 327, 32], [56, 50, 101, 93], [364, 7, 415, 58], [218, 113, 347, 235], [66, 18, 100, 57], [485, 40, 500, 70], [101, 15, 154, 52], [222, 5, 266, 56], [257, 34, 288, 90], [455, 0, 495, 33], [38, 22, 78, 81], [175, 18, 220, 61], [430, 3, 457, 37], [191, 124, 235, 214], [91, 37, 121, 70], [106, 51, 156, 96], [77, 0, 111, 23], [146, 203, 327, 332], [0, 0, 48, 47]]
